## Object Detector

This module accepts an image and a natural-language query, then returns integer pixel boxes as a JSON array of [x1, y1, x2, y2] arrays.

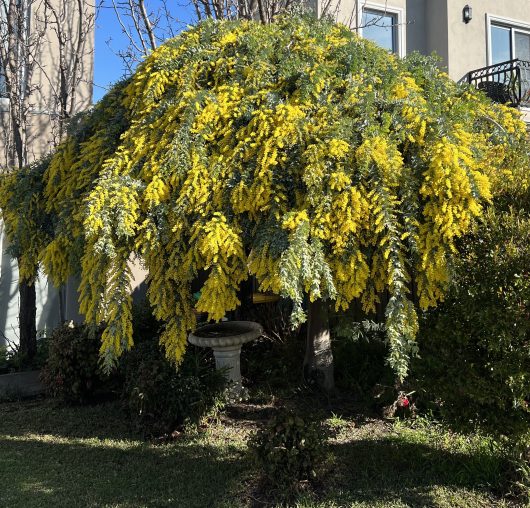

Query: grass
[[0, 395, 521, 508]]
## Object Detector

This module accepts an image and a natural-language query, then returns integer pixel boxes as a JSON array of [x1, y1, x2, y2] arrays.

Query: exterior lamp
[[463, 5, 472, 24]]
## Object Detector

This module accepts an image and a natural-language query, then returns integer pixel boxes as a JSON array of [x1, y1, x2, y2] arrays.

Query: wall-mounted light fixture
[[463, 5, 472, 24]]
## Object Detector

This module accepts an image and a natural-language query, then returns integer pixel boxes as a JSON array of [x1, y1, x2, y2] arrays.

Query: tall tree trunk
[[303, 298, 334, 393], [18, 278, 37, 364]]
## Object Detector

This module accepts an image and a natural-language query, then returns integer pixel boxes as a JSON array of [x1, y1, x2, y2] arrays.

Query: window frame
[[487, 14, 530, 65], [358, 2, 406, 58]]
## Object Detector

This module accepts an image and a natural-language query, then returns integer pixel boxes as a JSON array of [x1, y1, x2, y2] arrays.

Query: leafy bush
[[413, 208, 530, 438], [240, 298, 305, 395], [0, 333, 50, 374], [41, 322, 108, 403], [331, 317, 395, 396], [121, 321, 227, 436], [248, 410, 325, 498], [504, 440, 530, 503], [0, 345, 9, 374]]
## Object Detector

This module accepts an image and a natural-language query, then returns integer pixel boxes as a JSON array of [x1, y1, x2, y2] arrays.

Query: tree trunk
[[18, 279, 37, 365], [303, 298, 334, 393]]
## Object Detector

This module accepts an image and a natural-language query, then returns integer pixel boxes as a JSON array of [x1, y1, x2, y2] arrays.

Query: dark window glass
[[362, 9, 397, 53]]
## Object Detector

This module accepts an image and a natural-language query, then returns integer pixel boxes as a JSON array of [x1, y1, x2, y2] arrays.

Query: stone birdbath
[[188, 320, 263, 399]]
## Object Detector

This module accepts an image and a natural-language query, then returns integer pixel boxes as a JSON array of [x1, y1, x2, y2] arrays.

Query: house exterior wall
[[445, 0, 530, 81], [332, 0, 530, 123], [0, 0, 94, 348], [405, 0, 426, 56], [332, 1, 530, 78], [0, 224, 64, 346], [0, 0, 94, 164]]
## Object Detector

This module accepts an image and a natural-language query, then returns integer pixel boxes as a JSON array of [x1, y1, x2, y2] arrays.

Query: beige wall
[[0, 0, 94, 166], [445, 0, 530, 81], [0, 0, 94, 348], [326, 0, 407, 33], [333, 1, 530, 81]]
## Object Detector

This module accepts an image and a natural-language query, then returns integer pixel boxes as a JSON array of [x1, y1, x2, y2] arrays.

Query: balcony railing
[[467, 59, 530, 108]]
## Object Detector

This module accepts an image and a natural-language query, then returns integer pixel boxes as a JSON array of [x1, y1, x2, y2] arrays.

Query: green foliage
[[0, 156, 53, 282], [41, 323, 108, 403], [248, 409, 325, 497], [0, 334, 49, 373], [121, 308, 227, 436], [241, 298, 304, 395], [0, 346, 8, 374], [2, 16, 527, 381], [332, 318, 396, 397], [414, 207, 530, 439], [503, 439, 530, 503]]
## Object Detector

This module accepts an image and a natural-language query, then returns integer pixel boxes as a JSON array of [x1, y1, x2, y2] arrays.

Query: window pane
[[515, 31, 530, 61], [362, 9, 397, 53], [491, 25, 511, 64]]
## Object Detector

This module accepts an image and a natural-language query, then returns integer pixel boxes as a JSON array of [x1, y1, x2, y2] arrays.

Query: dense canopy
[[1, 16, 528, 376]]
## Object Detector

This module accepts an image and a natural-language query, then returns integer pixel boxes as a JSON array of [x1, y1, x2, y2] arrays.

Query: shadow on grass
[[0, 399, 135, 441], [0, 399, 510, 507], [0, 434, 248, 508], [318, 437, 507, 507]]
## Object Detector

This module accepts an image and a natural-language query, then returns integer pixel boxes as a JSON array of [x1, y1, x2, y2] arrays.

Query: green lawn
[[0, 398, 518, 507]]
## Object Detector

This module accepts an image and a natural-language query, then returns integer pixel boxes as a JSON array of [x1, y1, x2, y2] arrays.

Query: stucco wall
[[0, 0, 94, 165], [405, 0, 426, 56], [445, 0, 530, 81], [0, 225, 64, 348], [0, 0, 94, 348]]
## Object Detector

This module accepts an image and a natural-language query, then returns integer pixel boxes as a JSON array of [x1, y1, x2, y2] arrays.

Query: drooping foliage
[[413, 140, 530, 438], [415, 207, 530, 438], [0, 156, 52, 282], [1, 16, 528, 377]]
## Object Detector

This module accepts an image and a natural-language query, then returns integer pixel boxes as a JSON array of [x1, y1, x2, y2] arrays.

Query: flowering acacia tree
[[1, 16, 528, 382]]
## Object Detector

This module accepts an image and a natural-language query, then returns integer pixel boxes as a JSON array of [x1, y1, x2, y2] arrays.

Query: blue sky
[[94, 1, 195, 102]]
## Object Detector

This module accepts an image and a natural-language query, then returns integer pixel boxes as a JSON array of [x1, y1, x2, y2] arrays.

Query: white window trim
[[486, 13, 530, 66], [358, 2, 406, 58]]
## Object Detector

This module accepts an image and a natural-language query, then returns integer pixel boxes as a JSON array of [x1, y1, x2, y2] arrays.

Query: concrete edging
[[0, 370, 44, 400]]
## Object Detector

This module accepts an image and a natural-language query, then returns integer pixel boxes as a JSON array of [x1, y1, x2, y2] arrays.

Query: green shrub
[[504, 440, 530, 503], [248, 410, 325, 498], [241, 298, 304, 395], [121, 329, 227, 437], [413, 208, 530, 438], [0, 345, 9, 374], [331, 317, 395, 397], [41, 322, 108, 403], [1, 333, 50, 373]]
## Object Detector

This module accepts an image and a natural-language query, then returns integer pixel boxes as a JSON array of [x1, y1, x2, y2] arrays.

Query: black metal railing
[[467, 59, 530, 108]]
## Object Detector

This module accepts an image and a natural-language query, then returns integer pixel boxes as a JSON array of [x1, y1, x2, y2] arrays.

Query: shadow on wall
[[0, 246, 17, 348], [0, 228, 71, 347]]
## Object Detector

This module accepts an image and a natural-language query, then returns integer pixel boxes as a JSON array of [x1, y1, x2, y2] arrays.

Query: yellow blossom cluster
[[2, 16, 528, 377]]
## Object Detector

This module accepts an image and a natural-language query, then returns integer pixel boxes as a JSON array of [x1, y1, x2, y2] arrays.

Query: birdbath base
[[213, 345, 244, 399], [188, 321, 263, 400]]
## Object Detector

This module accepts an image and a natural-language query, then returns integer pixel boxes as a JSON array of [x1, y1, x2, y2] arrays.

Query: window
[[359, 4, 404, 56], [491, 23, 530, 64], [361, 8, 398, 53], [489, 18, 530, 107]]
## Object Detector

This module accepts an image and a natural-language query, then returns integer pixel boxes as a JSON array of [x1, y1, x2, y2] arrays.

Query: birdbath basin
[[188, 321, 263, 399]]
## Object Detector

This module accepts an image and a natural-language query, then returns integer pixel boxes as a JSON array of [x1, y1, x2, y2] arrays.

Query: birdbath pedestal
[[188, 321, 262, 399]]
